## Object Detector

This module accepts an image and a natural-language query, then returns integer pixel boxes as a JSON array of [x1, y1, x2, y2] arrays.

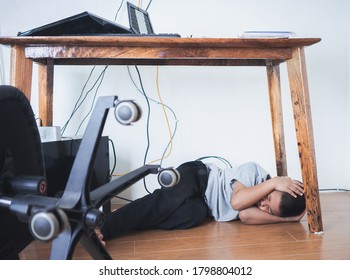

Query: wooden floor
[[19, 191, 350, 260]]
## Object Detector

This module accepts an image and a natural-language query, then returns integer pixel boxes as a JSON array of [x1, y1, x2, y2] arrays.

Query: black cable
[[114, 0, 125, 21], [134, 66, 152, 193], [35, 117, 43, 127], [145, 0, 153, 11], [61, 66, 109, 137], [114, 195, 133, 202], [134, 67, 151, 165], [61, 66, 96, 136], [74, 66, 108, 135], [127, 66, 179, 168], [108, 138, 117, 179]]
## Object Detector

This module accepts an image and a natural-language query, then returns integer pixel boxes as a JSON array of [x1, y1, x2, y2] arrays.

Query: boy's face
[[256, 190, 283, 216]]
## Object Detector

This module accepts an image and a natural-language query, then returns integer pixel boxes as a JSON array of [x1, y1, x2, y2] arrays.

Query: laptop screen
[[127, 2, 154, 35]]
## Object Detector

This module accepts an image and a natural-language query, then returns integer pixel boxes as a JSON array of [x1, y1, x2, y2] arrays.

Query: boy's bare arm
[[238, 206, 306, 225], [231, 178, 304, 211]]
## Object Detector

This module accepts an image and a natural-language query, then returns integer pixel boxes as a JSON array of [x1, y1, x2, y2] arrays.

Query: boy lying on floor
[[99, 161, 305, 241]]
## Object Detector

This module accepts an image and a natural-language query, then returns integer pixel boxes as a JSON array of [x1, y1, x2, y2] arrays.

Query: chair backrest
[[0, 85, 45, 259], [0, 85, 45, 178]]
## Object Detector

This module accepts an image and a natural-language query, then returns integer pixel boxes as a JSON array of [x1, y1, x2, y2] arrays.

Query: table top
[[0, 36, 321, 67], [0, 36, 321, 47]]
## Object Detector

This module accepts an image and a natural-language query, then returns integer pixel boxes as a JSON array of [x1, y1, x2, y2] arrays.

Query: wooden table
[[0, 36, 323, 233]]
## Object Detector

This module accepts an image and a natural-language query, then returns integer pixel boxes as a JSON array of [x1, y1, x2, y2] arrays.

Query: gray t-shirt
[[204, 162, 270, 222]]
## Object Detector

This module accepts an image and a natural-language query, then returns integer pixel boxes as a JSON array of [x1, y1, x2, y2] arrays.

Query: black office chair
[[0, 85, 159, 259], [0, 85, 46, 259]]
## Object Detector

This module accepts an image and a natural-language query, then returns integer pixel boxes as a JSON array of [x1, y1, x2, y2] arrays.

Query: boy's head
[[257, 190, 306, 217], [278, 191, 306, 217]]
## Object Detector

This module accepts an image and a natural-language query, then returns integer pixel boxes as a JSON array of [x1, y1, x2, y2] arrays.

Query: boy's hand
[[272, 177, 304, 198]]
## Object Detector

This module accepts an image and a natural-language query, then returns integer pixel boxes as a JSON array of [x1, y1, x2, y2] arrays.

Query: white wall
[[346, 0, 350, 189], [1, 0, 349, 201]]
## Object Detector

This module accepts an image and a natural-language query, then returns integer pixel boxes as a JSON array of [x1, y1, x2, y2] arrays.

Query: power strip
[[38, 126, 61, 142]]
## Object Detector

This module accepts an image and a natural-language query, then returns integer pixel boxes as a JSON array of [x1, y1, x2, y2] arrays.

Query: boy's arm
[[231, 178, 304, 211], [238, 206, 305, 225]]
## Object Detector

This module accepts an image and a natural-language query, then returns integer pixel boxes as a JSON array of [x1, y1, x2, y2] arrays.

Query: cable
[[117, 66, 179, 193], [108, 138, 117, 179], [61, 66, 109, 136], [35, 117, 43, 127], [62, 0, 124, 136], [160, 113, 178, 166], [74, 66, 108, 135], [147, 66, 176, 166], [134, 66, 152, 193], [156, 65, 174, 165], [61, 66, 96, 135], [114, 195, 133, 202], [145, 0, 153, 11], [127, 66, 178, 164], [196, 156, 233, 168], [134, 66, 152, 166], [114, 0, 125, 22]]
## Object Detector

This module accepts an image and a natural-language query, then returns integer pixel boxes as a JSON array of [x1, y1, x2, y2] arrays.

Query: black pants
[[100, 161, 209, 240]]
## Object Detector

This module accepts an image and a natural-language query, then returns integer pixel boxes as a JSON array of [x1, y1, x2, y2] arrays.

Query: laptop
[[18, 4, 180, 37], [17, 11, 132, 36], [127, 2, 180, 37]]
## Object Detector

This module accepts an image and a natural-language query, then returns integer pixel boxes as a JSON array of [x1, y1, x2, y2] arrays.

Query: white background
[[1, 0, 349, 202], [2, 260, 349, 279]]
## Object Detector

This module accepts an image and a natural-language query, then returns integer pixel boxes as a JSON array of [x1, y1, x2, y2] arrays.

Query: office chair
[[0, 85, 160, 259], [0, 85, 46, 259]]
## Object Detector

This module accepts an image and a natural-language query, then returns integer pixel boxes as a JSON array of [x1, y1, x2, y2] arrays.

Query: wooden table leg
[[10, 45, 33, 100], [266, 62, 288, 176], [287, 47, 323, 233], [38, 59, 54, 126]]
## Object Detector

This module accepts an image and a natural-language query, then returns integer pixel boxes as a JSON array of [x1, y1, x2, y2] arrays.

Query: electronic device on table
[[18, 2, 180, 37]]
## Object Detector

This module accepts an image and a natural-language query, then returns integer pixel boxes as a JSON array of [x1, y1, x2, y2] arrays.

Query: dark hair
[[278, 192, 306, 217]]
